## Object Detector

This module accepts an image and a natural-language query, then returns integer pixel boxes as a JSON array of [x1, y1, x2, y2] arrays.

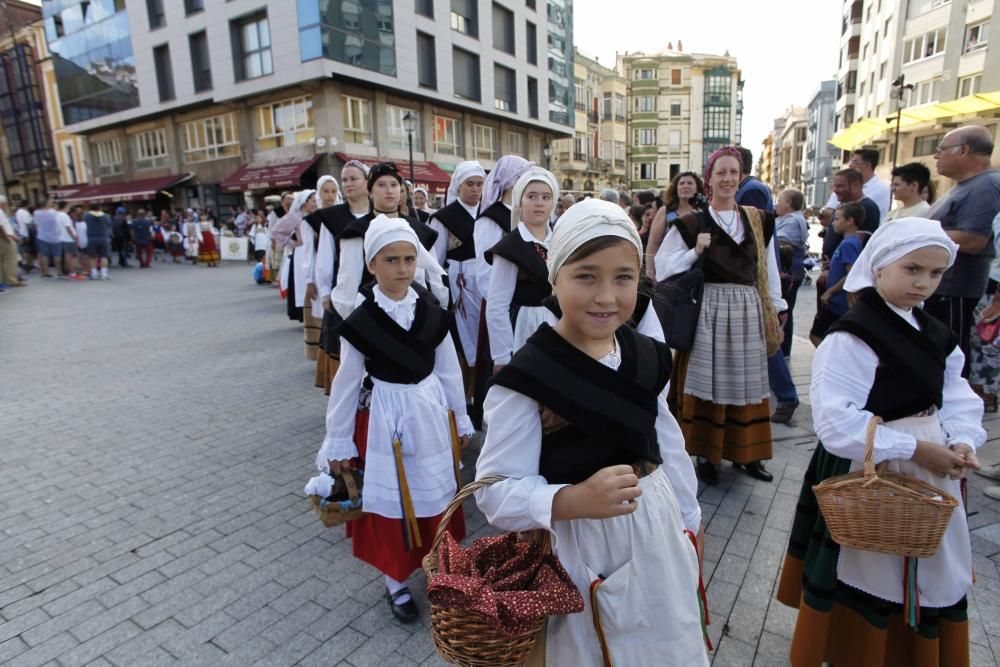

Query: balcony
[[588, 111, 599, 123], [573, 152, 586, 162]]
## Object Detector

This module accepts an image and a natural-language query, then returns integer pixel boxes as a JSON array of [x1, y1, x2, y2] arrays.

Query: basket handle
[[863, 415, 884, 478], [429, 474, 507, 559]]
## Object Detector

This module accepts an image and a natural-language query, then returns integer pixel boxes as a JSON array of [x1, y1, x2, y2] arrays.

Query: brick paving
[[1, 261, 999, 666]]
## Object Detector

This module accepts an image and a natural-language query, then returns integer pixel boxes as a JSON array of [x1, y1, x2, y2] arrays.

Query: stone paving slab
[[1, 263, 998, 666]]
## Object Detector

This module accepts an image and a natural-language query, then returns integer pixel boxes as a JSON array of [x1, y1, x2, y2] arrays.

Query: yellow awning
[[829, 90, 1000, 150]]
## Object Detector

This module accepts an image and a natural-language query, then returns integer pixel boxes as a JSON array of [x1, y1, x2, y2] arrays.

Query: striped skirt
[[775, 444, 969, 667], [303, 299, 321, 361]]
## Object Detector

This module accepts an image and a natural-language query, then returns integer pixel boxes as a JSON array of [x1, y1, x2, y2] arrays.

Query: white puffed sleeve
[[486, 256, 518, 364], [315, 336, 365, 469], [474, 218, 504, 296], [315, 225, 336, 299], [654, 225, 698, 281], [434, 332, 475, 436], [655, 384, 701, 533], [429, 219, 448, 268], [764, 237, 788, 313], [332, 238, 364, 319], [939, 346, 987, 450]]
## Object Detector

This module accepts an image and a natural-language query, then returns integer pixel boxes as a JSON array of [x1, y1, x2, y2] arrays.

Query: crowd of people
[[256, 123, 1000, 666]]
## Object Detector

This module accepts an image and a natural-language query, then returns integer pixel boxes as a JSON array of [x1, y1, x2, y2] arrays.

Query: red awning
[[335, 153, 452, 194], [49, 184, 88, 199], [59, 174, 194, 204], [221, 156, 321, 193]]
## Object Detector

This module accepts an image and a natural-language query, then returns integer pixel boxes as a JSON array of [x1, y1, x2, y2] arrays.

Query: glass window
[[671, 69, 681, 85], [637, 69, 653, 80], [189, 31, 212, 92], [298, 0, 396, 75], [182, 113, 240, 163], [638, 96, 654, 112], [526, 21, 537, 65], [433, 115, 463, 156], [386, 105, 422, 152], [451, 0, 478, 37], [528, 76, 539, 119], [507, 131, 525, 156], [472, 124, 498, 160], [614, 141, 624, 163], [232, 14, 272, 81], [152, 44, 174, 102], [964, 22, 988, 53], [417, 32, 436, 89], [959, 74, 981, 97], [453, 47, 480, 102], [342, 96, 373, 145], [636, 128, 655, 145], [146, 0, 165, 29], [669, 130, 681, 150], [614, 94, 625, 120], [255, 97, 314, 150], [494, 64, 516, 112], [671, 101, 681, 116], [0, 43, 55, 172], [416, 0, 433, 18], [492, 3, 514, 55], [184, 0, 204, 15], [132, 129, 169, 170], [913, 133, 944, 157], [634, 162, 655, 180], [95, 138, 123, 176]]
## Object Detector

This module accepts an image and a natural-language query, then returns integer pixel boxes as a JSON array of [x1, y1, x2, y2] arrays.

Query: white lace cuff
[[314, 436, 358, 471]]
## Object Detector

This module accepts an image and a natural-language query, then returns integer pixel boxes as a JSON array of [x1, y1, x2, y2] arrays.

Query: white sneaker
[[975, 464, 1000, 481], [985, 486, 1000, 501]]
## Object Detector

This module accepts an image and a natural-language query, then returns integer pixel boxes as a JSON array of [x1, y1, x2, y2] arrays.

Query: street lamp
[[889, 75, 915, 170], [402, 112, 417, 183], [543, 143, 552, 171]]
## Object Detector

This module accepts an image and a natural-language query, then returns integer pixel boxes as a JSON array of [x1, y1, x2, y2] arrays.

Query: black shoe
[[386, 588, 418, 623], [735, 461, 773, 482], [696, 459, 719, 486]]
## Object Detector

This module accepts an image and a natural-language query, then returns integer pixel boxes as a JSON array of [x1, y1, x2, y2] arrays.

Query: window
[[342, 96, 372, 145], [417, 32, 437, 89], [152, 45, 175, 102], [669, 130, 681, 150], [526, 0, 535, 8], [183, 113, 239, 163], [964, 22, 988, 54], [913, 133, 944, 157], [231, 14, 272, 81], [256, 97, 314, 150], [637, 69, 653, 80], [95, 139, 122, 176], [298, 0, 397, 75], [959, 74, 981, 97], [416, 0, 433, 17], [879, 61, 887, 81], [573, 134, 586, 160], [451, 0, 478, 37], [472, 124, 498, 160], [492, 3, 514, 55], [601, 139, 611, 160], [132, 129, 169, 170], [526, 21, 537, 64], [634, 162, 656, 180], [387, 106, 422, 152], [902, 28, 946, 63], [671, 102, 681, 116], [433, 115, 463, 156], [614, 94, 625, 120], [453, 47, 480, 101], [916, 79, 941, 105], [507, 131, 525, 156], [527, 76, 539, 119], [184, 0, 203, 15], [884, 18, 890, 38], [671, 69, 681, 85], [494, 64, 516, 112], [189, 31, 212, 92], [146, 0, 165, 29], [637, 96, 654, 112], [636, 128, 655, 145], [614, 141, 624, 163]]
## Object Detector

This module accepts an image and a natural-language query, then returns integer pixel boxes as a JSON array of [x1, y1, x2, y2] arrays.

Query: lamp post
[[890, 75, 915, 171], [402, 112, 417, 183], [543, 143, 552, 171]]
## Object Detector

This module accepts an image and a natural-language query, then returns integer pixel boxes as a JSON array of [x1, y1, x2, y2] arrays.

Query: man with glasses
[[924, 125, 1000, 377]]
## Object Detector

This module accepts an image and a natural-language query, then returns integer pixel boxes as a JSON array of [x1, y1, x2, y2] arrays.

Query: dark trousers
[[136, 243, 153, 267], [781, 277, 803, 358], [923, 294, 979, 378]]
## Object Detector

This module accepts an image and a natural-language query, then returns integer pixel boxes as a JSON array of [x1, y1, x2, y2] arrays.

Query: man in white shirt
[[0, 196, 24, 289], [824, 148, 891, 218], [884, 162, 932, 222]]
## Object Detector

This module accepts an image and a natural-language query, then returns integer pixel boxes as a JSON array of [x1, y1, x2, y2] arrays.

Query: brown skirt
[[314, 352, 340, 395], [668, 349, 772, 465], [303, 305, 321, 361]]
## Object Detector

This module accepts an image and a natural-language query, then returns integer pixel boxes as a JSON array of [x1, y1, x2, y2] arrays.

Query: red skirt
[[198, 230, 220, 262], [345, 409, 466, 582]]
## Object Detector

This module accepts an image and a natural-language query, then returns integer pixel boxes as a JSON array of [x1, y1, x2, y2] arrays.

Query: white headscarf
[[413, 187, 430, 209], [342, 159, 371, 177], [446, 161, 486, 206], [511, 167, 559, 230], [547, 199, 642, 284], [844, 217, 959, 293], [316, 176, 343, 206], [363, 214, 446, 277], [270, 190, 315, 246], [291, 189, 316, 214], [482, 155, 534, 207]]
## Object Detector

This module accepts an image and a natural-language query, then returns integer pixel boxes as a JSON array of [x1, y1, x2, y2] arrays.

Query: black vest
[[308, 204, 364, 289], [828, 288, 957, 421], [336, 292, 452, 384], [484, 231, 551, 309], [478, 201, 511, 234], [431, 200, 477, 262], [491, 324, 671, 485], [673, 208, 775, 286]]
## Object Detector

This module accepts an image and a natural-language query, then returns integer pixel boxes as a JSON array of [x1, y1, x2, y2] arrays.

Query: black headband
[[367, 162, 403, 191]]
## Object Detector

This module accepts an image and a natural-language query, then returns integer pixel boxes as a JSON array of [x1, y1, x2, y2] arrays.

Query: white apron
[[837, 413, 973, 607], [362, 375, 458, 520], [448, 258, 482, 365], [546, 467, 709, 666]]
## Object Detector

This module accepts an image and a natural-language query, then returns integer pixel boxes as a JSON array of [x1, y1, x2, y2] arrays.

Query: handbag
[[652, 215, 706, 351]]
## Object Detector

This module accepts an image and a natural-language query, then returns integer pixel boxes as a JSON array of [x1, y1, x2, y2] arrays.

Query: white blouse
[[315, 208, 367, 301], [655, 211, 787, 313], [474, 340, 702, 535], [474, 203, 512, 296], [429, 200, 479, 268], [811, 303, 986, 463], [486, 223, 552, 364]]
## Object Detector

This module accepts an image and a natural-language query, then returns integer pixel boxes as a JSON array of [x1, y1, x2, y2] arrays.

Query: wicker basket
[[813, 416, 958, 558], [309, 469, 364, 528], [423, 475, 549, 667]]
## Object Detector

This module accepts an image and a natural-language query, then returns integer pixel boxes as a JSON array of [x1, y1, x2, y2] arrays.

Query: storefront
[[53, 174, 194, 214], [334, 153, 451, 203], [220, 156, 321, 209]]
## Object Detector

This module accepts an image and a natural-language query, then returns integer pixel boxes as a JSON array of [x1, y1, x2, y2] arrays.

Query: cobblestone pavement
[[1, 261, 999, 666]]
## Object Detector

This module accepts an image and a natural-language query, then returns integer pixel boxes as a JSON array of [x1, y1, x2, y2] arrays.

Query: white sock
[[385, 575, 411, 604]]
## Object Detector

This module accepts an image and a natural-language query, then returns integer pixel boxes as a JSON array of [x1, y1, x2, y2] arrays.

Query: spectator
[[885, 162, 932, 221], [554, 194, 575, 219], [648, 171, 705, 280], [824, 147, 892, 218], [55, 201, 83, 280], [131, 209, 154, 268], [84, 203, 112, 280], [735, 147, 774, 211], [599, 188, 619, 205], [33, 200, 63, 278], [0, 195, 24, 290], [924, 125, 1000, 376], [72, 205, 90, 277], [233, 206, 249, 237], [112, 207, 131, 268], [824, 168, 881, 255], [810, 202, 864, 346], [14, 202, 33, 273], [635, 189, 657, 207], [628, 203, 653, 247], [618, 190, 632, 209], [774, 188, 809, 357]]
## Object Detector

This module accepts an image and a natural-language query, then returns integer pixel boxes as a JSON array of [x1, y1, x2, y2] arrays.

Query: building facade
[[756, 133, 774, 189], [803, 80, 836, 208], [775, 108, 807, 194], [617, 45, 743, 192], [549, 49, 626, 197], [41, 0, 574, 213]]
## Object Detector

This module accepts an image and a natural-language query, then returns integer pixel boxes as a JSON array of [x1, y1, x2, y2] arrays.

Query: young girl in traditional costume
[[776, 218, 985, 667], [475, 199, 708, 665], [485, 167, 560, 368], [317, 215, 473, 623]]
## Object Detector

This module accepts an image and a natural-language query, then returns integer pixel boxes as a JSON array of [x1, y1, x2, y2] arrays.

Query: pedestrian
[[735, 147, 774, 211], [33, 200, 63, 279], [475, 198, 709, 666], [266, 196, 291, 283], [249, 215, 270, 264], [112, 207, 131, 268], [84, 203, 112, 280], [968, 214, 1000, 413], [777, 218, 983, 667], [196, 213, 220, 267], [774, 188, 810, 354], [233, 206, 248, 237], [885, 162, 932, 221], [182, 211, 199, 263], [55, 201, 83, 280], [411, 186, 433, 220], [660, 146, 786, 484], [14, 202, 34, 273], [72, 205, 90, 278], [485, 167, 560, 370], [648, 171, 705, 280], [165, 222, 184, 263], [598, 188, 619, 205], [923, 125, 1000, 377], [824, 147, 892, 219], [629, 203, 653, 248], [810, 202, 863, 345], [129, 209, 152, 268], [151, 214, 166, 262], [0, 195, 25, 290], [315, 214, 471, 623]]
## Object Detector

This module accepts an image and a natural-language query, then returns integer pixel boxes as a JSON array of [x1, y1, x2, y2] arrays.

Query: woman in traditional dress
[[660, 146, 786, 485], [776, 218, 984, 667], [300, 177, 341, 362], [197, 213, 220, 267], [475, 199, 708, 665], [317, 215, 471, 623], [272, 190, 318, 324]]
